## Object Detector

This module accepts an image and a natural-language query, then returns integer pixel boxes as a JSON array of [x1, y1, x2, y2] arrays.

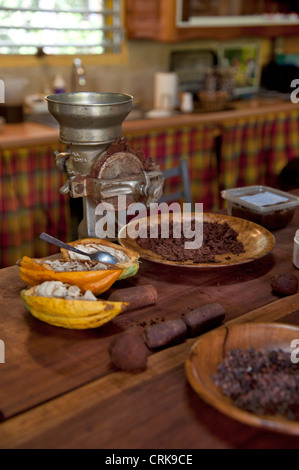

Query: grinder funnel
[[46, 92, 133, 145]]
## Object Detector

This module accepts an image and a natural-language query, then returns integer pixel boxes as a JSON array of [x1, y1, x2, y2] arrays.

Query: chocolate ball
[[271, 272, 298, 296], [109, 333, 148, 373]]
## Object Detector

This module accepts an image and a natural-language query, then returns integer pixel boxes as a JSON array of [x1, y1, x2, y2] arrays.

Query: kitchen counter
[[0, 193, 298, 449], [0, 99, 297, 148], [0, 121, 58, 148], [125, 98, 298, 133]]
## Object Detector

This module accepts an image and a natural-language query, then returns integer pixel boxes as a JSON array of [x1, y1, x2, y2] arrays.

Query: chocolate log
[[183, 303, 226, 337], [108, 284, 158, 310], [144, 319, 187, 349]]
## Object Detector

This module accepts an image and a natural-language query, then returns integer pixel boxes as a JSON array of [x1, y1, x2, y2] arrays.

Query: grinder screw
[[59, 181, 70, 195], [54, 151, 71, 171]]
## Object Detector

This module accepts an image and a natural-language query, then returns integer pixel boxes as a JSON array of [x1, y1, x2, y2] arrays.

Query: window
[[0, 0, 123, 55]]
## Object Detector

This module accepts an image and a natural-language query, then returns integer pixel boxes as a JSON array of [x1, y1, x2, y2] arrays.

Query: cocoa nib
[[136, 220, 245, 263]]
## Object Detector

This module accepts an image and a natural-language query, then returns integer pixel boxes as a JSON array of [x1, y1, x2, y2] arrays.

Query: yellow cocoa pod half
[[21, 285, 128, 329], [60, 238, 139, 280], [18, 256, 122, 296]]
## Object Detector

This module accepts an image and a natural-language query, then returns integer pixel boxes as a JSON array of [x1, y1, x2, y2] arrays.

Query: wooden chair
[[159, 158, 192, 205], [278, 158, 299, 191]]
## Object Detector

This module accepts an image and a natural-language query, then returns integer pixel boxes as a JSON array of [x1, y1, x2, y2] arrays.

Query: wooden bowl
[[118, 212, 275, 268], [185, 322, 299, 435]]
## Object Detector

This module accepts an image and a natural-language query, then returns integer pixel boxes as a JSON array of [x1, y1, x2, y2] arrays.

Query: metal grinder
[[46, 92, 164, 239]]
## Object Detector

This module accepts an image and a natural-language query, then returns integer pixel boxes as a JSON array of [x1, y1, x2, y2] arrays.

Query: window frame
[[0, 0, 127, 67]]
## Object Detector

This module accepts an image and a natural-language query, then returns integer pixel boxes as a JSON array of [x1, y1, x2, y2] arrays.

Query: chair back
[[159, 158, 192, 205]]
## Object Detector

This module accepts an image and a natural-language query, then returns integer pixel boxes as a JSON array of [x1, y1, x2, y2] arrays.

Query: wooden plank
[[227, 292, 299, 325], [0, 291, 298, 449]]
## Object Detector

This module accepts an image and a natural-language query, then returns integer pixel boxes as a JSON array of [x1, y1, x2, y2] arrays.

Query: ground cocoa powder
[[136, 220, 245, 263]]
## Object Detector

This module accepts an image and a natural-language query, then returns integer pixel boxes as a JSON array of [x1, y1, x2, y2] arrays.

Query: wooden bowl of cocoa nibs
[[185, 322, 299, 435]]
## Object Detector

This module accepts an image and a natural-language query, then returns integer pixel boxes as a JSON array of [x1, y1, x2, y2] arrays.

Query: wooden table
[[0, 198, 298, 449]]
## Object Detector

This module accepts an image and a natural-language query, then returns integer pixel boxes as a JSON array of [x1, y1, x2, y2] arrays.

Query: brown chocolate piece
[[144, 319, 187, 349], [271, 272, 298, 296], [109, 333, 148, 373], [183, 303, 226, 337], [108, 285, 158, 310]]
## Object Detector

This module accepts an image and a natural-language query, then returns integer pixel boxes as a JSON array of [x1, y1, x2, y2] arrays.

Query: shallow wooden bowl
[[185, 322, 299, 435], [118, 212, 275, 268]]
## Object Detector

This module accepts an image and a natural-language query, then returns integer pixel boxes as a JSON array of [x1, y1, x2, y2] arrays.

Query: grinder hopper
[[46, 92, 164, 239]]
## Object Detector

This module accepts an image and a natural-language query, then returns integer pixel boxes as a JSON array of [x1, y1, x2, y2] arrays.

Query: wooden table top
[[0, 198, 298, 449]]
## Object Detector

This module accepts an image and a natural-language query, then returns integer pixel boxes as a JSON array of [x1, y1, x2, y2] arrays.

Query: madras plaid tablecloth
[[219, 111, 299, 206], [125, 124, 219, 211], [0, 143, 71, 268]]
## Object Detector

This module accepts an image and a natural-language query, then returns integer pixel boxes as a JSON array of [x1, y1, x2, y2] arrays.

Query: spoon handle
[[39, 232, 90, 257]]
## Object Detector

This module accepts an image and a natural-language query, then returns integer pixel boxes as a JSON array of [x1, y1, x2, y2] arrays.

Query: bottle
[[52, 74, 66, 94], [293, 229, 299, 269]]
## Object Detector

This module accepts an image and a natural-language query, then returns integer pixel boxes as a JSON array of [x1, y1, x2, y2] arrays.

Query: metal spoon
[[39, 232, 118, 265]]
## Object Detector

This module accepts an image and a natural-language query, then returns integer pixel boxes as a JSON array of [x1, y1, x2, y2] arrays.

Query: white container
[[154, 72, 178, 111], [293, 229, 299, 269], [180, 92, 194, 113], [3, 77, 29, 105]]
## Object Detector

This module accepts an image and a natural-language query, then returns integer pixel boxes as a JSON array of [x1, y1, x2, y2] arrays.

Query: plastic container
[[221, 185, 299, 230], [0, 104, 24, 123], [180, 92, 194, 113], [0, 77, 29, 123]]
